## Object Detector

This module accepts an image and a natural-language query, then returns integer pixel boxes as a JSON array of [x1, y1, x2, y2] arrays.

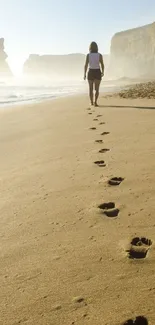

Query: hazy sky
[[0, 0, 155, 75]]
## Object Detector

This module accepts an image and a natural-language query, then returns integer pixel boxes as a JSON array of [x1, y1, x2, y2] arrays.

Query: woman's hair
[[89, 41, 98, 53]]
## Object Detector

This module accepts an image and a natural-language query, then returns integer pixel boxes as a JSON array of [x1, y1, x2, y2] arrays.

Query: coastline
[[1, 94, 155, 325], [0, 79, 126, 108], [0, 86, 83, 108]]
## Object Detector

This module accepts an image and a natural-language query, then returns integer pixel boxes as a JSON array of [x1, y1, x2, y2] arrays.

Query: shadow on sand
[[98, 105, 155, 110]]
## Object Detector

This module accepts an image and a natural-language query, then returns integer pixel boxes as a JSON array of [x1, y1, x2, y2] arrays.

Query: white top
[[89, 53, 100, 69]]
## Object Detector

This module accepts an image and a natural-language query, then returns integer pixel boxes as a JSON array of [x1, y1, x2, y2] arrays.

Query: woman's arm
[[84, 54, 89, 80], [99, 54, 104, 76]]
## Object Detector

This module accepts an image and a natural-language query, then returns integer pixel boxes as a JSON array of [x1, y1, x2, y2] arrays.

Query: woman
[[84, 42, 104, 107]]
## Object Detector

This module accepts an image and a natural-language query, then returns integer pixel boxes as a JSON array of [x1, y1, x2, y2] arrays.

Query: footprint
[[101, 132, 110, 136], [99, 202, 115, 209], [90, 127, 96, 130], [95, 140, 103, 143], [123, 316, 148, 325], [93, 118, 98, 121], [108, 177, 124, 186], [131, 237, 152, 246], [94, 160, 106, 167], [126, 237, 152, 259], [97, 114, 102, 117], [99, 122, 105, 125], [98, 202, 119, 217], [99, 148, 110, 153], [72, 296, 85, 303], [104, 209, 119, 217]]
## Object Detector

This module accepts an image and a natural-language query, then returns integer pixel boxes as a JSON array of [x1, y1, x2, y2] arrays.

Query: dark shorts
[[87, 69, 101, 81]]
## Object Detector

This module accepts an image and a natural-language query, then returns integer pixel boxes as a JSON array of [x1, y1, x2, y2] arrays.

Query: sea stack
[[0, 38, 12, 77], [23, 53, 109, 78]]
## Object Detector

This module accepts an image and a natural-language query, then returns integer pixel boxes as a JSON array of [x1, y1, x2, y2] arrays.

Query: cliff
[[108, 22, 155, 79], [23, 53, 109, 78], [0, 38, 12, 77]]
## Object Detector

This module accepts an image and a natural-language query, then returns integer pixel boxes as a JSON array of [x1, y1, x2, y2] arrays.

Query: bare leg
[[94, 79, 101, 106], [88, 80, 94, 105]]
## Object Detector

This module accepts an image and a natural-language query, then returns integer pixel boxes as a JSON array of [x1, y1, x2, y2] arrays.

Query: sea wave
[[0, 83, 85, 106], [0, 80, 120, 107]]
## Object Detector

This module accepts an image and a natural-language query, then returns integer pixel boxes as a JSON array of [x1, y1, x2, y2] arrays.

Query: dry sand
[[0, 95, 155, 325]]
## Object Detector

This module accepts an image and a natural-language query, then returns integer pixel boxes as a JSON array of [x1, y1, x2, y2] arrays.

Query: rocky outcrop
[[116, 81, 155, 99], [108, 22, 155, 79], [23, 53, 109, 78], [107, 81, 155, 99], [0, 38, 12, 77]]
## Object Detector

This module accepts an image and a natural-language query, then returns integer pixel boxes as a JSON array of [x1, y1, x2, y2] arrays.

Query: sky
[[0, 0, 155, 75]]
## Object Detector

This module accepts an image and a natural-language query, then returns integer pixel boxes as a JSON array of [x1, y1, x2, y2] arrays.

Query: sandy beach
[[0, 95, 155, 325]]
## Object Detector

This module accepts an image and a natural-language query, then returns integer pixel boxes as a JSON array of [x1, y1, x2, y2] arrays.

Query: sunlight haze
[[0, 0, 155, 75]]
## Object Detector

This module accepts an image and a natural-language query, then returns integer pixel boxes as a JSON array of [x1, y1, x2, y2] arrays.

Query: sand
[[0, 95, 155, 325]]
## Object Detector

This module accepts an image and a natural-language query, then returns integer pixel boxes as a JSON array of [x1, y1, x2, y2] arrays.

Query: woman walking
[[84, 42, 104, 107]]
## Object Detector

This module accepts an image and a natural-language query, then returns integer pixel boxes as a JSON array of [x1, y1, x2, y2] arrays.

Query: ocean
[[0, 78, 120, 107]]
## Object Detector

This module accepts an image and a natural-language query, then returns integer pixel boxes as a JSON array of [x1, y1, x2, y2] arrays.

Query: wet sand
[[0, 96, 155, 325]]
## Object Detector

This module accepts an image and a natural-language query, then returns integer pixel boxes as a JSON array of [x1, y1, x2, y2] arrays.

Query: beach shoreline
[[0, 77, 135, 108], [0, 94, 155, 325]]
